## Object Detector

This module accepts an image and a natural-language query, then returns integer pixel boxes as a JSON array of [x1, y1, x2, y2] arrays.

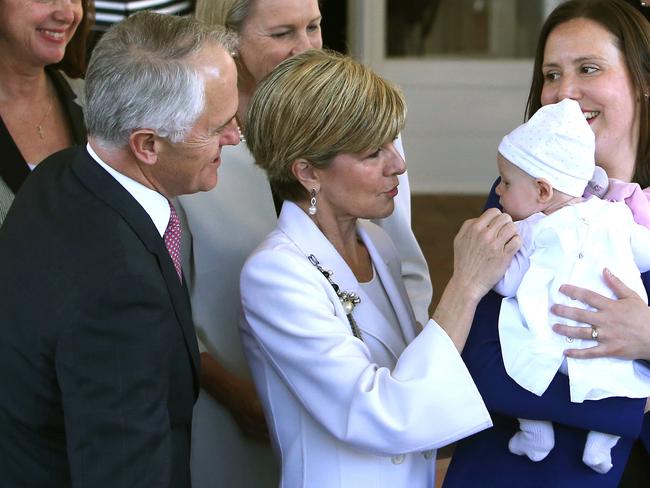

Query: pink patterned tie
[[164, 201, 183, 282]]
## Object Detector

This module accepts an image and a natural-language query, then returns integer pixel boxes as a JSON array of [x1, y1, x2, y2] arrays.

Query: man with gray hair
[[0, 11, 239, 487]]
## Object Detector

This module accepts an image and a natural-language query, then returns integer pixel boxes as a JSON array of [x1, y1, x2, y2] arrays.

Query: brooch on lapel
[[308, 254, 363, 341]]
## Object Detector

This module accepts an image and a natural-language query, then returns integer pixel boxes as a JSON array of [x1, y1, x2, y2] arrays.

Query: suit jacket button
[[422, 450, 435, 460], [391, 454, 405, 465]]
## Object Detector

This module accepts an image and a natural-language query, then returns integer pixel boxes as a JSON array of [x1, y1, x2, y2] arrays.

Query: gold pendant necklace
[[36, 101, 53, 140]]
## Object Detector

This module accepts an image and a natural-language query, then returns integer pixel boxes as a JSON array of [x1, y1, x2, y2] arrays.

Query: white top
[[240, 201, 491, 488], [87, 143, 169, 237], [496, 197, 650, 402], [360, 266, 403, 353]]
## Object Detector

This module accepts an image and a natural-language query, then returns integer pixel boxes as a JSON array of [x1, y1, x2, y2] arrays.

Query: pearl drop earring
[[308, 189, 318, 215]]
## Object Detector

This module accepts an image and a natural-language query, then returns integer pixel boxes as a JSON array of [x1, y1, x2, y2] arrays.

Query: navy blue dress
[[443, 180, 650, 488]]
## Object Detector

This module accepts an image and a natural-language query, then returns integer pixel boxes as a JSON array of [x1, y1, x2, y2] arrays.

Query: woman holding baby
[[443, 1, 650, 487]]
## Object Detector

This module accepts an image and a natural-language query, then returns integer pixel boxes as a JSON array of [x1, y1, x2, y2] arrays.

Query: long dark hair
[[525, 0, 650, 186], [621, 0, 650, 22], [52, 0, 94, 78]]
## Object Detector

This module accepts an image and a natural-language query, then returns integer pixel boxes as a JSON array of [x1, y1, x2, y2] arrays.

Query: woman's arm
[[433, 208, 520, 351], [199, 352, 269, 440], [240, 247, 492, 456]]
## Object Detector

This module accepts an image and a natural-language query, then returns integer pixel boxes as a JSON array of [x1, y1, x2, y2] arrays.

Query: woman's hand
[[451, 208, 521, 303], [200, 352, 269, 441], [552, 268, 650, 361], [226, 378, 270, 441], [433, 208, 520, 351]]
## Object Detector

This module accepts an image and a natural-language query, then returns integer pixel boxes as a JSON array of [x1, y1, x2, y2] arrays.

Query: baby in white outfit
[[493, 98, 650, 474]]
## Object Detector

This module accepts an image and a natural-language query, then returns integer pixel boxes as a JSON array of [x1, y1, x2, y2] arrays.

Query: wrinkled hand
[[551, 268, 650, 361], [226, 379, 270, 441], [452, 208, 521, 302]]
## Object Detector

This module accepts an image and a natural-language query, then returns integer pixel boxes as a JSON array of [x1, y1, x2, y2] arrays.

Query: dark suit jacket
[[443, 180, 649, 488], [0, 68, 86, 225], [0, 146, 200, 487]]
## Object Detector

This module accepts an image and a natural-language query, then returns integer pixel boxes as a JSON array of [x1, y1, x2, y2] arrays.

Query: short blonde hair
[[245, 49, 406, 202], [195, 0, 251, 32]]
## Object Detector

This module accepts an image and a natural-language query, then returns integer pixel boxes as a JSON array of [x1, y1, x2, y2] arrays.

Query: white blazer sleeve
[[371, 136, 432, 327], [240, 248, 491, 456]]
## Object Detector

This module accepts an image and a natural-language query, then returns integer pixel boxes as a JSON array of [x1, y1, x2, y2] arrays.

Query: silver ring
[[591, 327, 599, 340]]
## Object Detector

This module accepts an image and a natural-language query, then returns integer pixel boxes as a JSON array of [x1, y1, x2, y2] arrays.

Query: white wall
[[387, 60, 533, 194]]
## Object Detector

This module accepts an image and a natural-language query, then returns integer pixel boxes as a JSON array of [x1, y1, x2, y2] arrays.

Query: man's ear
[[129, 129, 159, 166], [291, 159, 319, 192], [536, 178, 554, 203]]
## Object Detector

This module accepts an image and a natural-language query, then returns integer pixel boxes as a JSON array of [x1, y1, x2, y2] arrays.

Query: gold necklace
[[36, 101, 53, 140]]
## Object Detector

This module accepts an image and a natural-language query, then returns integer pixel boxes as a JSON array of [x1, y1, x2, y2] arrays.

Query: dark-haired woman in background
[[444, 1, 650, 486], [0, 0, 91, 225]]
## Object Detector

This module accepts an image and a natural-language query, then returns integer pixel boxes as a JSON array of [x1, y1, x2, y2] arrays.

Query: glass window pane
[[386, 0, 561, 59]]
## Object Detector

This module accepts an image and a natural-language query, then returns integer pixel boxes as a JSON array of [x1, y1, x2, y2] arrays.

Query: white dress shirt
[[86, 143, 169, 237]]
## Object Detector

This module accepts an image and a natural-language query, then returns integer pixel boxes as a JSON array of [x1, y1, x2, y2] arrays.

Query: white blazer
[[240, 201, 491, 488]]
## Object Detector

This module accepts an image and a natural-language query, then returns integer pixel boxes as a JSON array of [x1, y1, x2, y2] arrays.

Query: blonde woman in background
[[176, 1, 432, 486]]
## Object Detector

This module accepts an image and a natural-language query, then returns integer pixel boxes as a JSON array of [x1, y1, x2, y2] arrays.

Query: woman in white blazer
[[239, 49, 521, 488]]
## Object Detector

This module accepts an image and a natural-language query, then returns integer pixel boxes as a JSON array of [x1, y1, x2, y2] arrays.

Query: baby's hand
[[583, 166, 609, 199]]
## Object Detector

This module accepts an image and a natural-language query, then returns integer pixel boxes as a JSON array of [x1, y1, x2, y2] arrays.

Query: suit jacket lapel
[[0, 116, 30, 194], [71, 149, 200, 394], [277, 202, 416, 360], [277, 200, 360, 299]]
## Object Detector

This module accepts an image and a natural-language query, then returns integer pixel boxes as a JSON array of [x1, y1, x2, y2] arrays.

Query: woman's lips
[[386, 186, 399, 198], [38, 28, 68, 44]]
